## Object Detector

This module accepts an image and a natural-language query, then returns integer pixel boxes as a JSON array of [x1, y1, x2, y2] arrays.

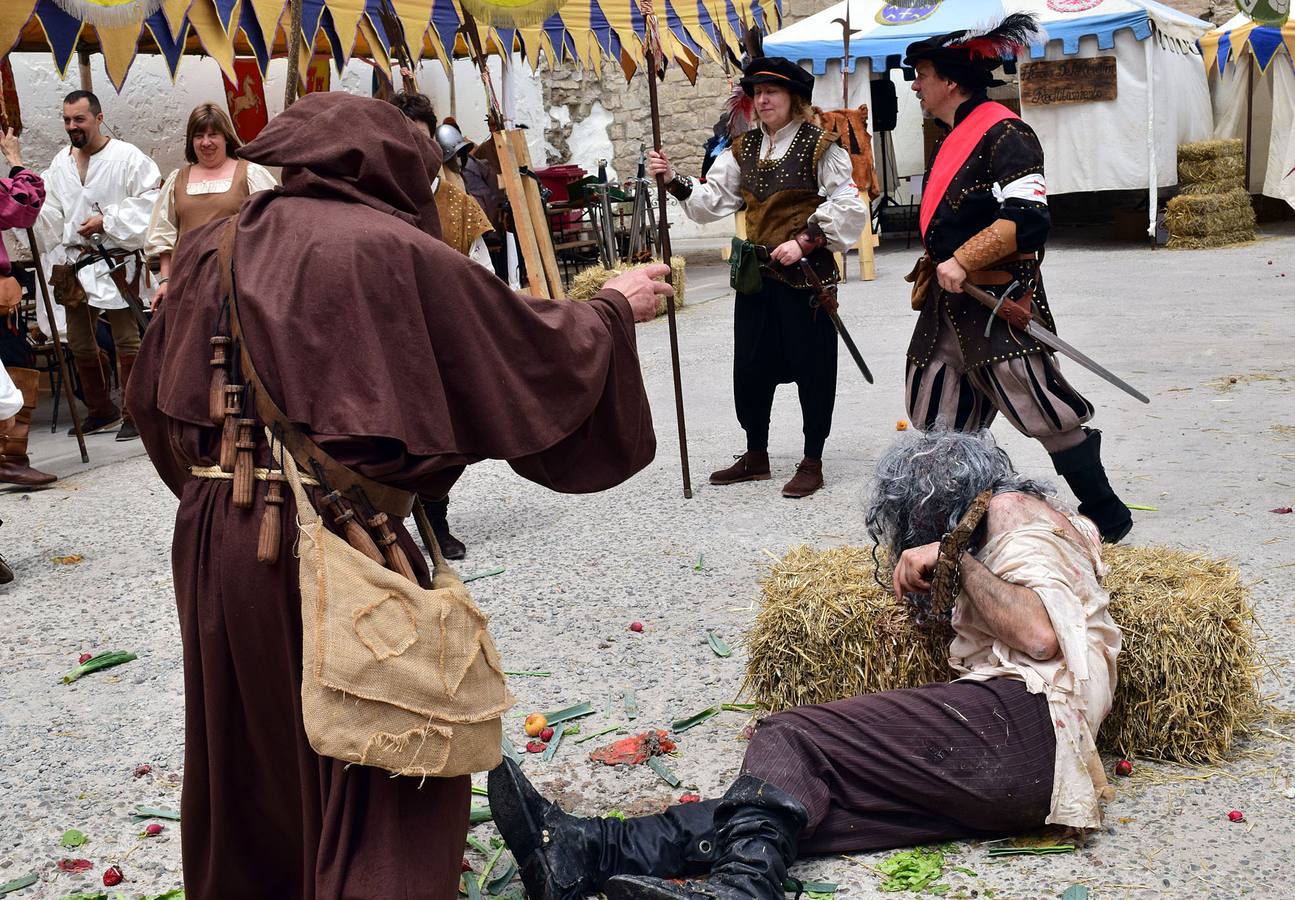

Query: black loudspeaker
[[870, 78, 898, 132]]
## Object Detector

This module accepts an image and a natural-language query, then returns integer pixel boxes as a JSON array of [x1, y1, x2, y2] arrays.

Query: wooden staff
[[23, 228, 87, 463], [638, 0, 693, 499], [283, 0, 305, 109], [377, 0, 421, 94]]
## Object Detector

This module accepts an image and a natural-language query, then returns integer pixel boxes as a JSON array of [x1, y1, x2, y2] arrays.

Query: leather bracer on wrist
[[665, 174, 693, 200], [952, 219, 1018, 272]]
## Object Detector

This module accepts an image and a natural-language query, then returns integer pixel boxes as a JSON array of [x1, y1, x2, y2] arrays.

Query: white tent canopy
[[764, 0, 1215, 234], [1203, 13, 1295, 210]]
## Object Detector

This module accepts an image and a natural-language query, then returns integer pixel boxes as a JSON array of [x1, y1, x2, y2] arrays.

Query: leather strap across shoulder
[[217, 217, 415, 519]]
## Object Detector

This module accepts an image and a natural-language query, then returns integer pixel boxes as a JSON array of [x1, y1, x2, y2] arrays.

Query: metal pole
[[25, 229, 88, 463], [641, 7, 693, 499]]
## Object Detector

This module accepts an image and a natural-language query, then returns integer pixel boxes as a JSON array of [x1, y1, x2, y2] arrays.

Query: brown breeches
[[64, 303, 141, 361], [740, 678, 1056, 855]]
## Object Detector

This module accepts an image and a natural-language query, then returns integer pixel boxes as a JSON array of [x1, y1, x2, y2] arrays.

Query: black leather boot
[[487, 759, 719, 900], [1050, 428, 1133, 544], [604, 774, 807, 900], [422, 496, 466, 560]]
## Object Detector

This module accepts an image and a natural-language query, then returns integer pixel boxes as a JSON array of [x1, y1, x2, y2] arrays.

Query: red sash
[[919, 102, 1020, 240]]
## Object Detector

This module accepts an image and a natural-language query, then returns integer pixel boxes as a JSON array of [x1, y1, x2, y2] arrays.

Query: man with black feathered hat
[[647, 54, 868, 500], [902, 13, 1133, 544]]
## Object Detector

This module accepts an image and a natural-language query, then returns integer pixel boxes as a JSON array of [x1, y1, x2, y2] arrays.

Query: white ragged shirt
[[0, 366, 22, 420], [34, 138, 162, 312], [676, 118, 869, 251], [949, 504, 1121, 831]]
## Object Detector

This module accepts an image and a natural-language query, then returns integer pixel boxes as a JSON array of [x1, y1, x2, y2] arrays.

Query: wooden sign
[[1020, 57, 1117, 107]]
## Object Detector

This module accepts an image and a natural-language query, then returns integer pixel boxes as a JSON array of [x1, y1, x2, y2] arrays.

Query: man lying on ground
[[488, 428, 1121, 900]]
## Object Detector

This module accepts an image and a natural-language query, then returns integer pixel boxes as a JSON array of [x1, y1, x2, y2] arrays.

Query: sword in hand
[[960, 281, 1149, 405]]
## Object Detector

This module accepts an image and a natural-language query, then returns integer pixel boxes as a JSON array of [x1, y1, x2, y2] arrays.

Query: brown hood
[[238, 91, 443, 239]]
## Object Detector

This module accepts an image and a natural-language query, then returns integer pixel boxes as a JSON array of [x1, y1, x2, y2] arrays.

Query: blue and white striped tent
[[763, 0, 1213, 221], [764, 0, 1205, 77]]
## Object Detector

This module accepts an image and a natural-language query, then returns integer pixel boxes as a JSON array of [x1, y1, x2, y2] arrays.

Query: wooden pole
[[1243, 57, 1254, 193], [640, 1, 692, 499], [283, 0, 305, 109], [509, 130, 565, 298], [25, 229, 88, 463], [78, 49, 93, 92]]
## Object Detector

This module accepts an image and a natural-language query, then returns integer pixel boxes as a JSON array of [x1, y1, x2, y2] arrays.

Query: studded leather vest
[[735, 123, 839, 291]]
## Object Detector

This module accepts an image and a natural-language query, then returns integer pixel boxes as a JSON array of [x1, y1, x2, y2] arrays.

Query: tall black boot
[[422, 496, 466, 560], [488, 759, 719, 900], [1050, 428, 1133, 544], [604, 774, 808, 900]]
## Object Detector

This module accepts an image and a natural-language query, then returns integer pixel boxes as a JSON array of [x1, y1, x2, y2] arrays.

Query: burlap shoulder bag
[[271, 433, 515, 777]]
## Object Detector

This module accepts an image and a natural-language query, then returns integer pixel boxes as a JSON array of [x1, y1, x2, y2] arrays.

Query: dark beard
[[68, 131, 88, 149]]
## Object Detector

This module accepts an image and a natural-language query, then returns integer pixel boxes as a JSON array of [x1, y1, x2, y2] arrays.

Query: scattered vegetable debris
[[875, 847, 945, 892], [57, 859, 93, 873], [53, 554, 84, 565], [62, 651, 137, 684], [672, 707, 720, 733], [590, 730, 676, 766], [706, 632, 732, 658], [462, 566, 505, 583], [61, 828, 89, 848], [646, 757, 681, 787], [542, 702, 595, 726]]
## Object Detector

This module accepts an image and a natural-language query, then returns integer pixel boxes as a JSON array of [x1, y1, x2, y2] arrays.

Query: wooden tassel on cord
[[232, 419, 257, 508], [367, 511, 417, 581], [320, 490, 385, 564], [219, 384, 242, 472], [257, 472, 285, 564], [209, 336, 231, 424]]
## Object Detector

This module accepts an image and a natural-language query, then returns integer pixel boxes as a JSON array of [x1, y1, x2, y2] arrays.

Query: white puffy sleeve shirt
[[676, 120, 869, 251], [34, 139, 162, 311]]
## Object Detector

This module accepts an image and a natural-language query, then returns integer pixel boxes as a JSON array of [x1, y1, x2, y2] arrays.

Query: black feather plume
[[943, 13, 1043, 60]]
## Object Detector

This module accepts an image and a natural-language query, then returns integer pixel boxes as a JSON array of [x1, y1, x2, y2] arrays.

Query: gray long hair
[[865, 429, 1053, 564]]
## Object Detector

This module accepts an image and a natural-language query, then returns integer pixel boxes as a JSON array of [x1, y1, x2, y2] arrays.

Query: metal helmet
[[434, 122, 470, 158]]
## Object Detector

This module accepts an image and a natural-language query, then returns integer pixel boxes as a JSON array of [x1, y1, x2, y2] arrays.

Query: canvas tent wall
[[1201, 13, 1295, 210], [764, 0, 1214, 236]]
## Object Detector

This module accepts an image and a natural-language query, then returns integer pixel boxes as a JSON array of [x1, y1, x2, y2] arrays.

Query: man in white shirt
[[35, 91, 161, 441]]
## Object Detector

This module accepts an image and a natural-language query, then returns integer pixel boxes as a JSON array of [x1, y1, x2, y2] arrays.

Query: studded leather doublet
[[735, 123, 839, 291]]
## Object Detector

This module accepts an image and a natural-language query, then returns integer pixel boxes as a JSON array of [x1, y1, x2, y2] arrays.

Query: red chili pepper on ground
[[103, 865, 124, 886]]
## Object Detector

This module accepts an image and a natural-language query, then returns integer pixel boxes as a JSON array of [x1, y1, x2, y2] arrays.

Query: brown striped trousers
[[905, 313, 1094, 454]]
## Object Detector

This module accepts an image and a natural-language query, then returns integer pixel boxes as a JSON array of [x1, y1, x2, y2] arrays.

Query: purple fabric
[[0, 168, 45, 276]]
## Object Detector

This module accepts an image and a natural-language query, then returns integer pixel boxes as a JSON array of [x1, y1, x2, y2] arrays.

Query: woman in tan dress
[[146, 104, 275, 309]]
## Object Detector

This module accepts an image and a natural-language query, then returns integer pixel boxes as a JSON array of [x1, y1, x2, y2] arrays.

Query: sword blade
[[1024, 321, 1149, 405], [830, 310, 874, 384]]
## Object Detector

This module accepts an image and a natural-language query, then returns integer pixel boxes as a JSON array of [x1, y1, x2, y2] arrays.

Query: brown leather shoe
[[709, 451, 771, 485], [781, 458, 823, 498], [0, 368, 58, 487]]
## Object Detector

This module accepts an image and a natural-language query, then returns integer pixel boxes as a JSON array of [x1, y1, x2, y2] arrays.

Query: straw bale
[[1166, 230, 1258, 250], [567, 257, 686, 317], [745, 544, 1264, 765], [1178, 154, 1245, 186], [1165, 189, 1255, 240], [1178, 177, 1245, 197], [1177, 139, 1244, 163]]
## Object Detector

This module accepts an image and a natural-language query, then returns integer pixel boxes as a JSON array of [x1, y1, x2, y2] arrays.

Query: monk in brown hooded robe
[[127, 92, 672, 900]]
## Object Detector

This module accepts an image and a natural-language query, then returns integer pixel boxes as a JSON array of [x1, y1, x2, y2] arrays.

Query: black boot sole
[[487, 760, 569, 900], [605, 875, 695, 899], [70, 416, 123, 436], [709, 472, 771, 486]]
